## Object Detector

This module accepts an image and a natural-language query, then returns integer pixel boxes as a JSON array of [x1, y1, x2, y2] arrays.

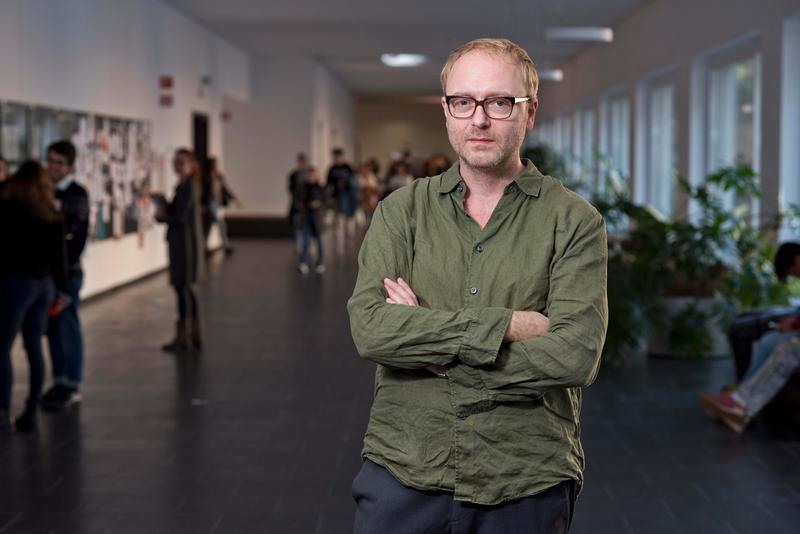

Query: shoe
[[298, 263, 310, 275], [315, 264, 326, 274], [162, 320, 190, 353], [699, 392, 748, 434], [14, 410, 37, 433], [41, 386, 82, 413], [41, 384, 65, 405]]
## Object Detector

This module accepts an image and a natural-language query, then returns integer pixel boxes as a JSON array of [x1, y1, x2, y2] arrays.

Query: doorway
[[192, 112, 209, 172]]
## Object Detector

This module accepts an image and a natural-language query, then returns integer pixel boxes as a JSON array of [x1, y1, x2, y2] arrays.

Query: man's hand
[[383, 277, 419, 306], [504, 310, 550, 342]]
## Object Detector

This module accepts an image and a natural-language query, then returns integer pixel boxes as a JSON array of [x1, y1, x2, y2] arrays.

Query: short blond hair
[[440, 38, 539, 99]]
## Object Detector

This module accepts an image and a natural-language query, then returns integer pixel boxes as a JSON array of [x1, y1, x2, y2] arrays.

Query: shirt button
[[456, 185, 464, 193], [475, 243, 484, 253], [469, 287, 478, 295]]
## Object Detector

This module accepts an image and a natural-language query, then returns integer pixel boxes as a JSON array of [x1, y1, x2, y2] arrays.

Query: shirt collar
[[438, 159, 543, 197], [55, 175, 74, 191]]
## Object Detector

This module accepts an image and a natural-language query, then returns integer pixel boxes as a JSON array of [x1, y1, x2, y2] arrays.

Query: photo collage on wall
[[0, 101, 162, 242]]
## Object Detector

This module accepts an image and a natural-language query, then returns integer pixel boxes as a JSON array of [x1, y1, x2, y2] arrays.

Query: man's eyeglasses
[[445, 96, 531, 120]]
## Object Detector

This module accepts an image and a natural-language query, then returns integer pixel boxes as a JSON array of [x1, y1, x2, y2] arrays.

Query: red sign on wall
[[159, 75, 173, 89], [159, 94, 174, 107]]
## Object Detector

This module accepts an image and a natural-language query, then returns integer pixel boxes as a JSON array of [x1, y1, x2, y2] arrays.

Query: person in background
[[701, 335, 800, 434], [356, 162, 381, 221], [425, 153, 453, 176], [288, 153, 308, 254], [0, 161, 69, 433], [384, 161, 414, 196], [0, 155, 8, 194], [297, 167, 326, 275], [326, 148, 358, 241], [207, 157, 240, 255], [42, 141, 89, 413], [161, 149, 203, 352], [701, 242, 800, 433]]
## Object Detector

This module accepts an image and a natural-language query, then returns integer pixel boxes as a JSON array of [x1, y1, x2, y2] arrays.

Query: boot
[[162, 320, 189, 352], [190, 318, 203, 350]]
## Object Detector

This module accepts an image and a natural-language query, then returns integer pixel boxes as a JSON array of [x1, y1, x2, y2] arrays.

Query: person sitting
[[702, 242, 800, 432], [701, 334, 800, 434]]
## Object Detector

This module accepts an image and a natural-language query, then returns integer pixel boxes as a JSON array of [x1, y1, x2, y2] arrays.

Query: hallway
[[2, 240, 799, 533]]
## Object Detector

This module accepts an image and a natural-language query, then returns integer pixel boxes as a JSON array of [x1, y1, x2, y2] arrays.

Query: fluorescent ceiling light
[[539, 69, 564, 82], [545, 27, 613, 43], [381, 54, 427, 67]]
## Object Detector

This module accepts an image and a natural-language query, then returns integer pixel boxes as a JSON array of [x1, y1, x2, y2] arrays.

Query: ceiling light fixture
[[545, 27, 613, 43], [381, 54, 428, 67], [538, 69, 564, 82]]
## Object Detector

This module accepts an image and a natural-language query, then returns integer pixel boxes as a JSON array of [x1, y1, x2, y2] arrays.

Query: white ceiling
[[161, 0, 652, 95]]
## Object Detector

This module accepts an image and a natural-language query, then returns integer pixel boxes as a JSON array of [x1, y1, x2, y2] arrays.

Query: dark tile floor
[[2, 238, 799, 534]]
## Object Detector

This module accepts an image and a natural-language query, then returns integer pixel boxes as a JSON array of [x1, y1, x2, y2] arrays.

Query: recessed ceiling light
[[539, 69, 564, 82], [381, 54, 428, 67], [545, 27, 613, 43]]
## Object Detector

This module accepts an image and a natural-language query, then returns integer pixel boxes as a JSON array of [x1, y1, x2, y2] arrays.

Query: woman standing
[[161, 149, 203, 352], [0, 161, 68, 433]]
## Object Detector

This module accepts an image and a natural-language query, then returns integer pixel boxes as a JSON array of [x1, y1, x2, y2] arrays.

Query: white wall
[[0, 0, 251, 298], [222, 57, 356, 217], [312, 63, 356, 173], [535, 0, 800, 219], [355, 97, 455, 175]]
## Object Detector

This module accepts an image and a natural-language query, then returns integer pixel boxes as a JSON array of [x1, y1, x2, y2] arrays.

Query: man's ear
[[526, 98, 539, 132]]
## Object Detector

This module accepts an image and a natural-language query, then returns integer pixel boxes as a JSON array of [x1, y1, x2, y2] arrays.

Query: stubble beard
[[452, 130, 524, 173]]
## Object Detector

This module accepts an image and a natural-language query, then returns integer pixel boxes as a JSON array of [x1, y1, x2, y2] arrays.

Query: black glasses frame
[[445, 95, 532, 119]]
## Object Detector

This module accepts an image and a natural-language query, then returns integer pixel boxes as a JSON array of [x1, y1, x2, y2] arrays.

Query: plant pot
[[649, 296, 730, 359]]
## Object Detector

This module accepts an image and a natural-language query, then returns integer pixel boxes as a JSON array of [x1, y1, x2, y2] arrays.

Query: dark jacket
[[166, 178, 199, 288], [326, 163, 354, 198], [55, 180, 90, 274], [299, 181, 325, 221], [0, 198, 68, 292]]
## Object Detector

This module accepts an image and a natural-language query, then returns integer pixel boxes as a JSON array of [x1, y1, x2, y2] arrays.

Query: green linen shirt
[[347, 159, 608, 505]]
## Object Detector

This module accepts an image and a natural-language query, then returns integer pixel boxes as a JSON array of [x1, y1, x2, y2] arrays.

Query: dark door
[[192, 112, 209, 173]]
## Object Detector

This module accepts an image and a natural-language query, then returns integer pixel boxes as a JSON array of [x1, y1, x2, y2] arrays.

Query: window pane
[[708, 55, 758, 210], [607, 96, 630, 193], [579, 108, 596, 187], [648, 84, 676, 217]]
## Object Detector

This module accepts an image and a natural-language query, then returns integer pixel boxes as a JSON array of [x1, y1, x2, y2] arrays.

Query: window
[[647, 83, 677, 217], [604, 95, 630, 196], [707, 53, 760, 212], [557, 113, 572, 161], [575, 107, 596, 187], [779, 14, 800, 237]]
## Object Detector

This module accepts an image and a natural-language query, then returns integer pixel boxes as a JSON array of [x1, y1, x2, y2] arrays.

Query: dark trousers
[[175, 285, 198, 320], [300, 212, 323, 266], [353, 460, 576, 534], [0, 276, 54, 412], [47, 270, 84, 388]]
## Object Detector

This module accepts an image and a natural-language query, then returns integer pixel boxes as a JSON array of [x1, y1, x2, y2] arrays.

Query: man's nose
[[471, 104, 491, 128]]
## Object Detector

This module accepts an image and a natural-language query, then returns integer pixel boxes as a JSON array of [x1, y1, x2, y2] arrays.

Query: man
[[347, 38, 608, 533], [288, 153, 308, 253], [42, 140, 89, 412], [326, 148, 357, 240]]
